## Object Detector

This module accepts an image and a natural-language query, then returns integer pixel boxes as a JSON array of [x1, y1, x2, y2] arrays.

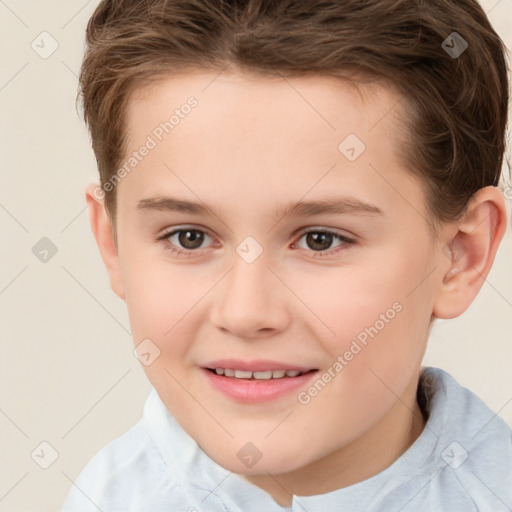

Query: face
[[105, 71, 448, 477]]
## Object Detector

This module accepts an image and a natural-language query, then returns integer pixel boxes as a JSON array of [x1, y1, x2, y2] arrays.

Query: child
[[62, 0, 512, 510]]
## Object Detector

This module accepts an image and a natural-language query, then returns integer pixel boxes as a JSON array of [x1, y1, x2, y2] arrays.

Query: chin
[[204, 441, 312, 476]]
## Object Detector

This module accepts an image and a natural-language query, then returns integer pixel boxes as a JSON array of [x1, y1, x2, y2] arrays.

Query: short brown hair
[[79, 0, 509, 228]]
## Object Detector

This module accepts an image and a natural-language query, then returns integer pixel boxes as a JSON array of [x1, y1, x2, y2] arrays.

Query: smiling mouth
[[206, 368, 318, 380]]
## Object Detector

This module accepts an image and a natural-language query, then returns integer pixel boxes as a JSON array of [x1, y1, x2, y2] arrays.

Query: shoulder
[[423, 367, 512, 510], [61, 399, 180, 511]]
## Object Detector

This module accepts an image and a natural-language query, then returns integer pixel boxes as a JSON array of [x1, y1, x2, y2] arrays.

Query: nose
[[210, 250, 291, 339]]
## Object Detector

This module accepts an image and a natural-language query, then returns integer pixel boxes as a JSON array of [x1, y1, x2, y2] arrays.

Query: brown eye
[[158, 228, 213, 253], [176, 230, 205, 250], [295, 229, 356, 257], [305, 231, 334, 251]]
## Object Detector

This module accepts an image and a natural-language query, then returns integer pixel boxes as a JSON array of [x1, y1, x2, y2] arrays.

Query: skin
[[86, 71, 507, 507]]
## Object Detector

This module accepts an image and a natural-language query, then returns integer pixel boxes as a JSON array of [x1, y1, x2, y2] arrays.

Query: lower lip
[[201, 368, 318, 403]]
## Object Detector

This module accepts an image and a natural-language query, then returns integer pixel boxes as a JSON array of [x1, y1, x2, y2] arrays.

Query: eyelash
[[156, 227, 356, 259]]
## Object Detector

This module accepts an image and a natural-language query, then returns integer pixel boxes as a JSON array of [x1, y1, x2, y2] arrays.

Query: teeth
[[211, 368, 306, 379], [253, 370, 273, 380], [234, 369, 253, 379]]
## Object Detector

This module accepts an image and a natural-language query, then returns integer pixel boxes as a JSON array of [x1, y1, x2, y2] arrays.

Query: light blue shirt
[[62, 367, 512, 511]]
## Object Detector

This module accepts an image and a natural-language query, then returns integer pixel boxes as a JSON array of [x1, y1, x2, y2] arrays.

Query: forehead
[[126, 71, 405, 145], [119, 71, 426, 227], [123, 71, 409, 175]]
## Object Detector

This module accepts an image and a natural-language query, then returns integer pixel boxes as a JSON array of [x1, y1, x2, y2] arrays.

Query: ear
[[433, 186, 508, 319], [85, 183, 125, 301]]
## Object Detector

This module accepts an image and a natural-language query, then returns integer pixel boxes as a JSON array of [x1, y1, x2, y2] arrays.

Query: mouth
[[205, 367, 316, 379], [201, 360, 319, 403]]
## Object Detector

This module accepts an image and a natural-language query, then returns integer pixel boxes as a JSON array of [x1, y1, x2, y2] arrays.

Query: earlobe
[[85, 183, 125, 301], [433, 186, 507, 319]]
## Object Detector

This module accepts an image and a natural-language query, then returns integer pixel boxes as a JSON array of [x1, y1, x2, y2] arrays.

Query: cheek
[[121, 251, 198, 351], [289, 260, 409, 350], [121, 256, 208, 417], [303, 252, 432, 395]]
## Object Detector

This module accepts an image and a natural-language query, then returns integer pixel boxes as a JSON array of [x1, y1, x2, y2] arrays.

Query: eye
[[294, 229, 355, 257], [156, 226, 356, 258], [157, 227, 214, 256]]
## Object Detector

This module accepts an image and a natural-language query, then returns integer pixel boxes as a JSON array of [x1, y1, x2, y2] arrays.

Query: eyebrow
[[137, 196, 383, 219]]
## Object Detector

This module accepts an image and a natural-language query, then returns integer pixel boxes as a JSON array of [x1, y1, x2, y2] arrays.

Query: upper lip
[[202, 359, 316, 373]]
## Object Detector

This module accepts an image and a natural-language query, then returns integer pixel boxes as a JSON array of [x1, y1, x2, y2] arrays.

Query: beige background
[[0, 1, 511, 510]]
